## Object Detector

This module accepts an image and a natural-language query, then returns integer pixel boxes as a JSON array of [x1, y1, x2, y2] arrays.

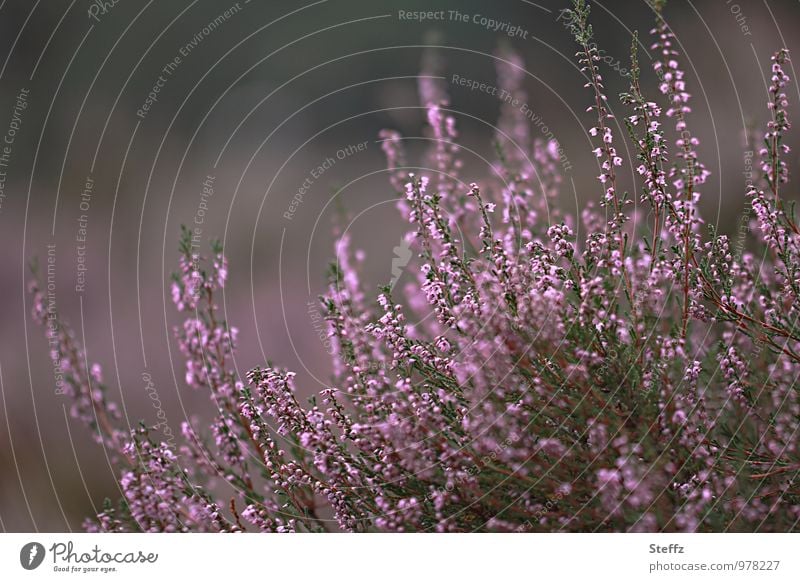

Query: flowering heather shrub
[[31, 1, 800, 532]]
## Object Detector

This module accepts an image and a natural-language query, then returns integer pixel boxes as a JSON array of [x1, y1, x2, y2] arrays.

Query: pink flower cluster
[[31, 0, 799, 531]]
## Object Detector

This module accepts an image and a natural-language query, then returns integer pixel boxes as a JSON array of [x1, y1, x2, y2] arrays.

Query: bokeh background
[[0, 0, 798, 531]]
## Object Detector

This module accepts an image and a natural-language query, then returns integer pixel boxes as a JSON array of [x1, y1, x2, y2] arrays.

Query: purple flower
[[29, 1, 800, 533]]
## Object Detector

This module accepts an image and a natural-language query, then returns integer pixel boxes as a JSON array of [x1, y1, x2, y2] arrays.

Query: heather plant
[[31, 0, 799, 532]]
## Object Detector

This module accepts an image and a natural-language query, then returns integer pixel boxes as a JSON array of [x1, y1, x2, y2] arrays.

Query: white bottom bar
[[1, 533, 796, 581]]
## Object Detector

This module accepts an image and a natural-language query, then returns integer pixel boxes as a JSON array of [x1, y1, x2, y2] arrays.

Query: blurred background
[[0, 0, 798, 531]]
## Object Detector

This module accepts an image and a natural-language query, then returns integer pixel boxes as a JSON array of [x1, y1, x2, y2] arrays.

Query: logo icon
[[20, 542, 45, 570]]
